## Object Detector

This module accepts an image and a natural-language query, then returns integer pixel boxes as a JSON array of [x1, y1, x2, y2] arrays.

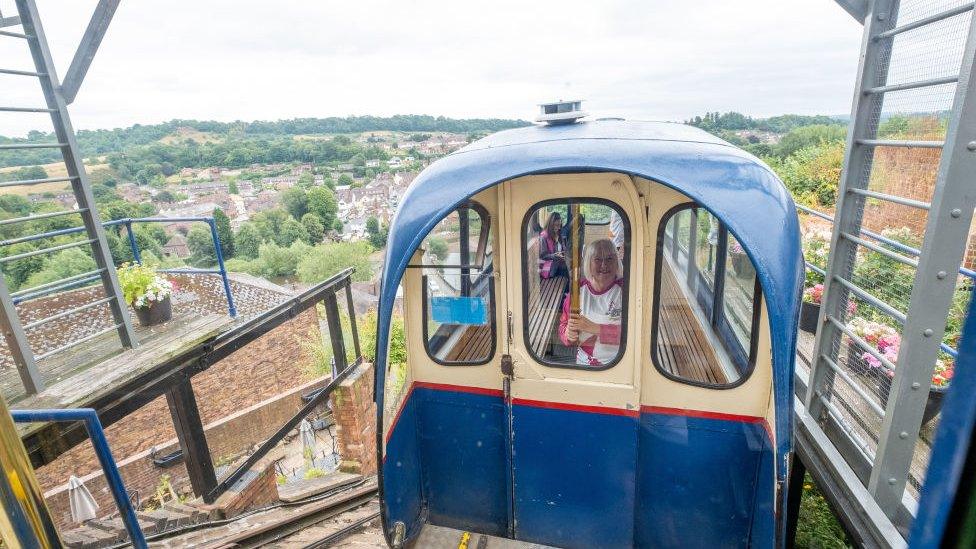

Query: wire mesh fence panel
[[884, 9, 972, 87], [896, 0, 973, 27], [802, 0, 976, 517]]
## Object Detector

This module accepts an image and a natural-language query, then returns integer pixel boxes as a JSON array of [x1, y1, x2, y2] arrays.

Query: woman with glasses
[[558, 238, 624, 366]]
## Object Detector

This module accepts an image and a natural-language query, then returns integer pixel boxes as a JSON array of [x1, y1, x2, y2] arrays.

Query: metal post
[[344, 281, 362, 360], [208, 219, 237, 318], [16, 0, 137, 349], [125, 221, 141, 264], [785, 456, 808, 549], [805, 0, 899, 419], [458, 205, 471, 296], [60, 0, 121, 104], [323, 291, 348, 373], [869, 12, 976, 514], [165, 378, 217, 501], [0, 274, 43, 394]]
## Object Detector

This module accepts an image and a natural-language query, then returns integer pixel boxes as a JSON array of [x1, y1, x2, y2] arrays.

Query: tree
[[254, 241, 311, 278], [296, 241, 374, 284], [0, 195, 31, 215], [771, 140, 845, 208], [298, 172, 314, 188], [235, 222, 262, 259], [228, 180, 240, 194], [23, 248, 96, 289], [775, 124, 847, 158], [281, 186, 308, 220], [212, 208, 235, 258], [366, 216, 388, 248], [427, 237, 448, 261], [337, 173, 354, 187], [307, 186, 338, 229], [253, 209, 291, 245], [1, 243, 46, 290], [0, 165, 47, 184], [301, 213, 325, 243], [156, 190, 177, 203], [281, 217, 310, 246], [187, 225, 216, 266], [92, 183, 121, 203]]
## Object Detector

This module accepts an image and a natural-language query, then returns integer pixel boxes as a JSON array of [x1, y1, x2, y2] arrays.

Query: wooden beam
[[166, 377, 217, 499]]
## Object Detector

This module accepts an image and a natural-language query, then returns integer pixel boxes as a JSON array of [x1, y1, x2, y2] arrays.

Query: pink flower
[[803, 284, 824, 305], [861, 352, 882, 369], [878, 334, 900, 353]]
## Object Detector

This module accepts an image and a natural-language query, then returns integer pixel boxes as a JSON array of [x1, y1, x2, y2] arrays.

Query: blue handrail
[[104, 217, 237, 318], [8, 217, 237, 317], [10, 408, 147, 549]]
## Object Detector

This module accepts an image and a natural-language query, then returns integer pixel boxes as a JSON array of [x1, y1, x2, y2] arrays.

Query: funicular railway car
[[373, 113, 804, 548]]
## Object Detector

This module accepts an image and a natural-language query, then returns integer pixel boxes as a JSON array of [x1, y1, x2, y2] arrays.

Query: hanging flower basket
[[117, 263, 175, 327]]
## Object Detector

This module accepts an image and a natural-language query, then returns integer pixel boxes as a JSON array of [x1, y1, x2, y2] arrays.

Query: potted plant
[[875, 357, 953, 425], [117, 263, 175, 326], [847, 318, 898, 376], [800, 284, 823, 334]]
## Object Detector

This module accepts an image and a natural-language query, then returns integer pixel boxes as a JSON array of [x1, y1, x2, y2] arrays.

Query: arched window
[[653, 203, 761, 387], [416, 202, 495, 365]]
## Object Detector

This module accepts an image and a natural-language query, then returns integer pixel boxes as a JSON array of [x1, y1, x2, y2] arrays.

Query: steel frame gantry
[[803, 0, 976, 545], [0, 0, 135, 396]]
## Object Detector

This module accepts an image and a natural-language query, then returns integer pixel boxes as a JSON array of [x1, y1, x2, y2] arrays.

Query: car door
[[498, 173, 645, 548]]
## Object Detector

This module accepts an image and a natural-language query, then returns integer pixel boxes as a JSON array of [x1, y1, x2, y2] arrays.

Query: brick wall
[[42, 375, 330, 530], [330, 362, 377, 476], [35, 306, 321, 491]]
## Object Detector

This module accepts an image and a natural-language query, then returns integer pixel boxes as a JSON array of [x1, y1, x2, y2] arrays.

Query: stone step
[[94, 515, 159, 536], [277, 471, 362, 503], [162, 499, 210, 522], [136, 510, 167, 532], [140, 508, 194, 531], [61, 525, 118, 548], [83, 520, 127, 543]]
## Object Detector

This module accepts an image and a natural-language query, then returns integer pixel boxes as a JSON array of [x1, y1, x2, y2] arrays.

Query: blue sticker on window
[[430, 296, 489, 325]]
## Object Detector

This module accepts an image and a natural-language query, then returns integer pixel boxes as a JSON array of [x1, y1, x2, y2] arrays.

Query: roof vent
[[536, 100, 587, 125]]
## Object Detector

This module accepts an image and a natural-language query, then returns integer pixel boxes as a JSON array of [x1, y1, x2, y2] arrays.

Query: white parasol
[[67, 475, 99, 523]]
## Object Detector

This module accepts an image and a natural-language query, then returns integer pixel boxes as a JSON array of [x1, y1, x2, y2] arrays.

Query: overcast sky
[[0, 1, 862, 137]]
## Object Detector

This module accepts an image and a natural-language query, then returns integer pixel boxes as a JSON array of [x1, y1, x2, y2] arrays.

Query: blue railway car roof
[[376, 119, 804, 475]]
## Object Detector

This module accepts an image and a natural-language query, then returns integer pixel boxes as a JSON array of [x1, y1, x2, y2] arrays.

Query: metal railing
[[7, 216, 236, 317], [103, 216, 237, 318], [797, 204, 967, 359], [203, 268, 362, 502], [10, 408, 147, 549], [0, 214, 238, 396]]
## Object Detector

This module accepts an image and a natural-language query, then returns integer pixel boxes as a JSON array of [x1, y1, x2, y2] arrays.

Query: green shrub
[[296, 241, 373, 284]]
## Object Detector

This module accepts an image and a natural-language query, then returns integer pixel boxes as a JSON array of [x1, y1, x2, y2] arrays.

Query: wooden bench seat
[[656, 262, 727, 384], [527, 276, 568, 358], [444, 324, 493, 362]]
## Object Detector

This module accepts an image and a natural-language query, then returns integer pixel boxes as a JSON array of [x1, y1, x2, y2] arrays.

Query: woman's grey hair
[[582, 238, 622, 281]]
